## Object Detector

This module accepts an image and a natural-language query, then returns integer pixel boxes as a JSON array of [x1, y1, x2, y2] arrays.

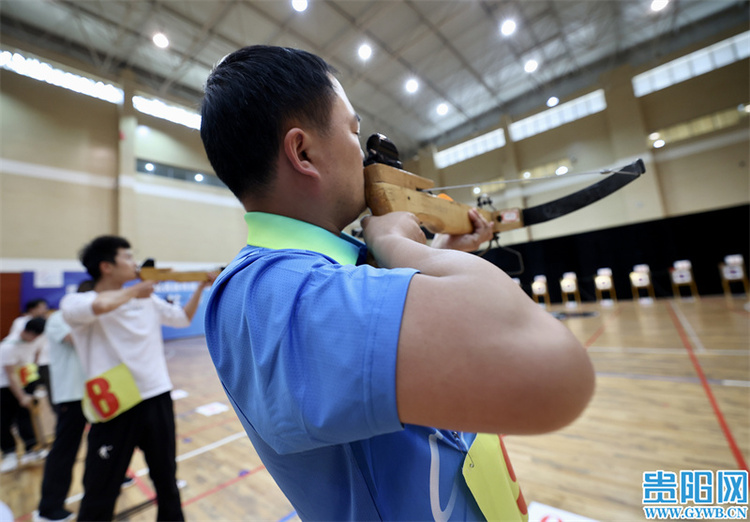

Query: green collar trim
[[244, 212, 361, 265]]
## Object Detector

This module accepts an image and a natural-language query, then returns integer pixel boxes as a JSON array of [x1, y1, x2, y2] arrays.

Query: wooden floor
[[2, 295, 748, 521]]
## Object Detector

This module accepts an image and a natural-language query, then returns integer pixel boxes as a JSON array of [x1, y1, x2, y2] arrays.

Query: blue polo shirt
[[205, 212, 483, 521]]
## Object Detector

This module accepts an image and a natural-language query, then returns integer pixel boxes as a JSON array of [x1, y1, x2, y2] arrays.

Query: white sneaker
[[0, 452, 18, 473], [20, 448, 49, 465]]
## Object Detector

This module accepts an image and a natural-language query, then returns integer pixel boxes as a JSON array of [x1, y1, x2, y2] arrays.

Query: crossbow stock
[[364, 134, 645, 236]]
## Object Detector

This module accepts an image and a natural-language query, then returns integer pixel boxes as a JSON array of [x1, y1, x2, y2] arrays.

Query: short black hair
[[79, 236, 131, 282], [77, 280, 95, 293], [24, 317, 46, 336], [24, 299, 47, 313], [200, 45, 337, 201]]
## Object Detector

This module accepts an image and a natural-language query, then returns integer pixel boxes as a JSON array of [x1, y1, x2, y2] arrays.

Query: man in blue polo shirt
[[200, 45, 595, 520]]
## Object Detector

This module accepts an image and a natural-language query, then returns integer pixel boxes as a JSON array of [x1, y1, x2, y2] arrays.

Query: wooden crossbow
[[364, 134, 645, 236], [139, 258, 217, 282]]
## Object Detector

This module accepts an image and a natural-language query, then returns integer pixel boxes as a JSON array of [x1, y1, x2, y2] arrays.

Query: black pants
[[37, 401, 87, 516], [78, 392, 183, 522], [0, 387, 36, 455]]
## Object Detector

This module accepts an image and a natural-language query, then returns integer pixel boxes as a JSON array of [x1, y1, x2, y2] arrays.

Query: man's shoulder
[[218, 246, 335, 283], [60, 290, 94, 307]]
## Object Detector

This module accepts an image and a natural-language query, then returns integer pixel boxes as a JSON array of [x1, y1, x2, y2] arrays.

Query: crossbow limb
[[364, 134, 645, 235]]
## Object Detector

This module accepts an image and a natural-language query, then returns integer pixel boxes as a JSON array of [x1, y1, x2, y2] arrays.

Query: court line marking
[[669, 301, 706, 353], [584, 307, 623, 347], [60, 431, 249, 508], [588, 346, 748, 356], [596, 371, 750, 387], [181, 464, 266, 507], [666, 301, 748, 472]]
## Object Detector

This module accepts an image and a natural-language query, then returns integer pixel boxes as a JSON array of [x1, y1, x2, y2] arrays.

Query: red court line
[[130, 467, 156, 500], [666, 301, 749, 472], [182, 464, 266, 507], [584, 307, 622, 347]]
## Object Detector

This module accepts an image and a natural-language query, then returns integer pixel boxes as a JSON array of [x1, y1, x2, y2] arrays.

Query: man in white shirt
[[61, 236, 214, 521], [5, 299, 50, 401], [35, 281, 92, 522], [0, 317, 48, 473], [5, 299, 49, 340]]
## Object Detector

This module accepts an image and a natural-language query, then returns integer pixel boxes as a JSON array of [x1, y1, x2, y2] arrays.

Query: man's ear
[[283, 127, 321, 180], [99, 260, 113, 277]]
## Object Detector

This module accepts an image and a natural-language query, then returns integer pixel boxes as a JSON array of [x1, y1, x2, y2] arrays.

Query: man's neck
[[94, 278, 125, 292]]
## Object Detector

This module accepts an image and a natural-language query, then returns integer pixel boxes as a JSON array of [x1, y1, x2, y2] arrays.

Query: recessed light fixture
[[405, 78, 419, 94], [522, 171, 531, 179], [137, 125, 150, 136], [473, 187, 481, 195], [194, 173, 204, 182], [436, 103, 449, 116], [653, 139, 666, 148], [358, 44, 372, 61], [152, 32, 169, 49], [524, 59, 538, 73], [546, 96, 559, 107], [649, 132, 661, 140], [555, 166, 568, 175], [145, 162, 155, 172], [650, 0, 669, 12], [500, 19, 516, 37], [292, 0, 308, 12]]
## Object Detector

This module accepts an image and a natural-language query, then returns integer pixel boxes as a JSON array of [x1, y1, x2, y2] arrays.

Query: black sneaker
[[33, 509, 74, 522]]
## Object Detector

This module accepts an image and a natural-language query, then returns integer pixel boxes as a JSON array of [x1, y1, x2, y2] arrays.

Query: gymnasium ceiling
[[0, 0, 747, 159]]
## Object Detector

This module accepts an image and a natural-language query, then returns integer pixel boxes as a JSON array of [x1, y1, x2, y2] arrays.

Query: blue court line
[[278, 511, 297, 522]]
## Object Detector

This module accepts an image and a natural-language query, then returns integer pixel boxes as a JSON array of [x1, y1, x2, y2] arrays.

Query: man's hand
[[19, 393, 35, 409], [361, 212, 427, 247], [431, 208, 494, 252]]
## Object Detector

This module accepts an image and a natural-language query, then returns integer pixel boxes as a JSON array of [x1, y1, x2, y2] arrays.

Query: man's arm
[[4, 365, 34, 409], [91, 281, 156, 315], [182, 273, 218, 322], [362, 212, 595, 436]]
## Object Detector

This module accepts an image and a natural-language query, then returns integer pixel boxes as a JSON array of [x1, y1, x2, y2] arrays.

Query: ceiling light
[[546, 96, 559, 107], [0, 50, 124, 104], [524, 59, 538, 73], [500, 19, 516, 37], [653, 139, 666, 148], [132, 95, 201, 130], [473, 187, 481, 195], [194, 173, 204, 182], [436, 103, 449, 116], [152, 32, 169, 49], [522, 171, 531, 179], [358, 44, 372, 61], [649, 132, 661, 140], [555, 166, 568, 175], [145, 162, 155, 172], [137, 125, 150, 136], [292, 0, 308, 12], [650, 0, 669, 12], [405, 78, 419, 93]]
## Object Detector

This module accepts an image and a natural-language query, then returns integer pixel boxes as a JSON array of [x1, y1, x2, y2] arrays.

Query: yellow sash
[[82, 363, 142, 423], [17, 362, 40, 387], [463, 433, 528, 522]]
